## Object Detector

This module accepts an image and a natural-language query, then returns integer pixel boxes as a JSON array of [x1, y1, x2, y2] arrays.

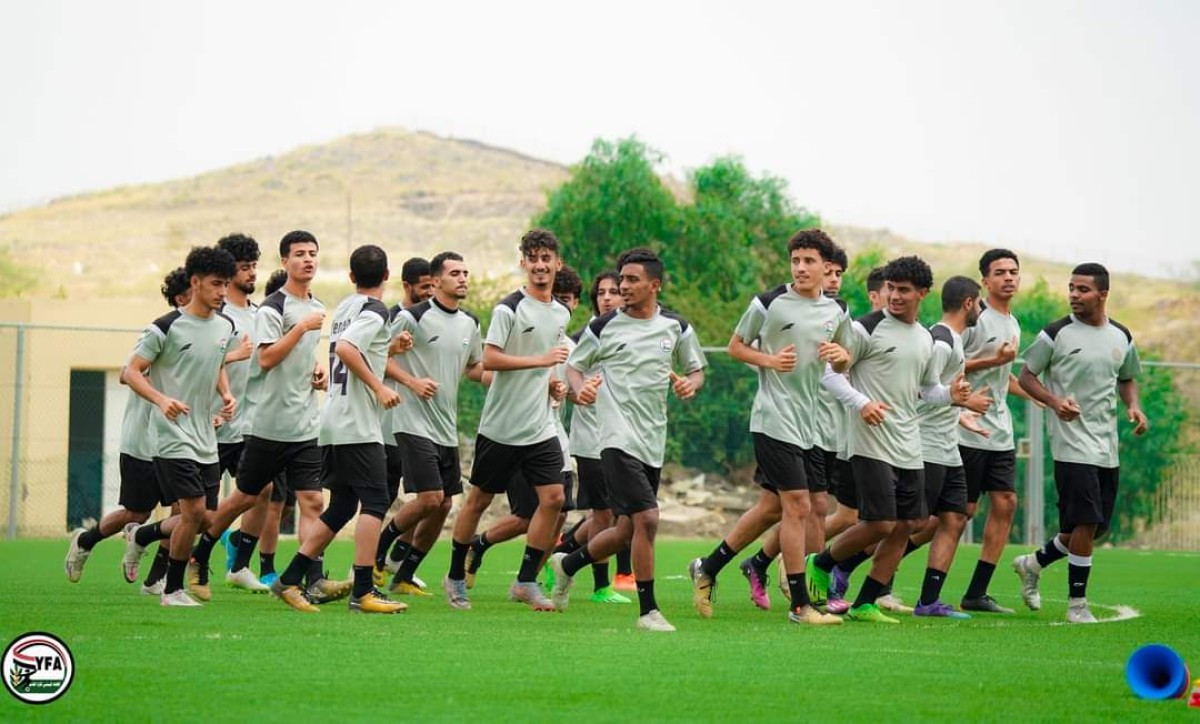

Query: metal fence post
[[8, 324, 26, 539], [1025, 399, 1044, 545]]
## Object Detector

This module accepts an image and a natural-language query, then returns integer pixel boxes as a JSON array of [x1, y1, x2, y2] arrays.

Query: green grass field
[[2, 538, 1198, 721]]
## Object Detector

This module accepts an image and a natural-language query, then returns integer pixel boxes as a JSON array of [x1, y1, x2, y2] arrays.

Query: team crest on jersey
[[659, 338, 673, 353], [1111, 346, 1123, 361], [461, 337, 470, 347], [823, 319, 836, 340]]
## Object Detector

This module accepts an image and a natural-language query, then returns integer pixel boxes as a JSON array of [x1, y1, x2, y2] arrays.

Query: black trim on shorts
[[320, 443, 390, 518], [961, 446, 1017, 503], [153, 457, 220, 506], [850, 456, 925, 522], [752, 433, 827, 493], [118, 453, 164, 512], [217, 442, 245, 478], [236, 436, 322, 495], [600, 448, 660, 517], [397, 432, 463, 497], [574, 456, 610, 511], [469, 435, 564, 494], [1053, 461, 1119, 534], [385, 438, 404, 502], [834, 458, 857, 509], [923, 462, 968, 516]]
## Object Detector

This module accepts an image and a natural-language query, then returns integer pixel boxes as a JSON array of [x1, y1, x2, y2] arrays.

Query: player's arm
[[1118, 378, 1148, 435], [727, 334, 795, 372], [464, 361, 490, 385], [482, 343, 566, 371], [258, 311, 324, 371], [964, 337, 1017, 373], [215, 367, 237, 419], [1018, 365, 1079, 422], [121, 356, 189, 421], [336, 339, 400, 409], [821, 364, 888, 425], [386, 357, 438, 399], [1007, 373, 1037, 402]]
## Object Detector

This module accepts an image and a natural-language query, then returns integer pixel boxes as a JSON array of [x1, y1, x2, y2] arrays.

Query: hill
[[1, 127, 1196, 363]]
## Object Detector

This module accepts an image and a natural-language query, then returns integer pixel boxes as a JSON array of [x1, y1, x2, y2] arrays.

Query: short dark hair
[[617, 247, 664, 282], [401, 257, 430, 286], [349, 245, 388, 288], [279, 230, 318, 258], [519, 228, 560, 256], [829, 244, 849, 272], [553, 264, 583, 299], [429, 251, 463, 277], [942, 275, 981, 312], [866, 266, 886, 293], [1071, 262, 1110, 292], [185, 246, 236, 281], [979, 248, 1019, 277], [589, 271, 620, 316], [217, 233, 260, 263], [883, 255, 934, 291], [264, 269, 288, 296], [787, 229, 837, 263], [161, 266, 189, 307]]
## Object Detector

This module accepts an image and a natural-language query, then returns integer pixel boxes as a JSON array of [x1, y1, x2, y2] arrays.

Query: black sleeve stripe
[[498, 290, 524, 312], [261, 290, 286, 316], [1043, 315, 1073, 341], [929, 324, 954, 347], [755, 284, 789, 311], [407, 300, 432, 324], [216, 311, 236, 334], [152, 310, 182, 335], [389, 303, 403, 323], [979, 299, 988, 312], [588, 309, 619, 337], [835, 297, 848, 313], [658, 307, 691, 334], [363, 298, 390, 322], [1109, 318, 1133, 343], [569, 328, 585, 344], [856, 309, 886, 335], [461, 307, 481, 327]]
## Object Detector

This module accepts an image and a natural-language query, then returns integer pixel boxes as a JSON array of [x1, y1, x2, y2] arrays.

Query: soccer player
[[272, 244, 406, 613], [550, 248, 707, 632], [689, 230, 848, 625], [372, 252, 486, 597], [64, 268, 191, 587], [808, 256, 970, 623], [1012, 263, 1146, 624], [119, 246, 238, 607], [957, 249, 1029, 614], [443, 229, 572, 611]]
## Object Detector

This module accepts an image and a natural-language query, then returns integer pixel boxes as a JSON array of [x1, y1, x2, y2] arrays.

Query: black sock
[[517, 546, 545, 583], [965, 560, 996, 599], [396, 547, 428, 583], [281, 553, 314, 587], [79, 526, 105, 551], [192, 532, 217, 566], [164, 556, 188, 594], [554, 533, 583, 556], [813, 548, 839, 573], [376, 521, 403, 567], [232, 532, 259, 572], [134, 522, 165, 547], [750, 549, 773, 572], [840, 549, 871, 574], [1035, 536, 1069, 568], [562, 547, 595, 577], [636, 579, 658, 616], [787, 572, 810, 610], [701, 540, 737, 578], [259, 551, 276, 576], [229, 529, 243, 550], [852, 575, 887, 609], [919, 567, 948, 606], [904, 539, 922, 557], [616, 546, 633, 576], [473, 532, 494, 554], [305, 555, 325, 587], [448, 540, 470, 580], [1068, 556, 1091, 599], [352, 565, 374, 598], [145, 545, 169, 586], [592, 561, 611, 592], [388, 539, 411, 564]]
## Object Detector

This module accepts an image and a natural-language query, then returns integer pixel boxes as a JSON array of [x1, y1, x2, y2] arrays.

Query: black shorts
[[507, 470, 574, 519], [118, 454, 164, 512], [268, 469, 295, 506], [236, 436, 322, 495], [600, 448, 660, 517], [961, 447, 1017, 503], [923, 463, 968, 516], [217, 442, 245, 478], [153, 457, 220, 508], [851, 456, 925, 522], [753, 433, 827, 493], [834, 459, 857, 509], [574, 456, 610, 511], [385, 439, 404, 503], [818, 447, 839, 497], [397, 433, 463, 497], [1054, 461, 1119, 534], [320, 443, 390, 518], [470, 435, 564, 494]]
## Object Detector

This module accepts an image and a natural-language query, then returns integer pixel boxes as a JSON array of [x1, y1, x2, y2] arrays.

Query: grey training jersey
[[813, 300, 852, 453], [919, 323, 966, 467], [477, 288, 572, 446], [567, 323, 604, 460], [843, 310, 940, 470], [133, 309, 234, 463], [320, 293, 391, 446], [248, 289, 324, 442], [1023, 314, 1141, 468], [390, 299, 484, 448], [568, 307, 707, 468], [958, 301, 1022, 451], [215, 300, 257, 444], [119, 344, 157, 461], [734, 285, 851, 449]]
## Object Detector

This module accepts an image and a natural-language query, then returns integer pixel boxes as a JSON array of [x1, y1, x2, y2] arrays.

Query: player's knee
[[538, 487, 565, 511], [415, 491, 444, 515], [129, 510, 151, 525], [992, 491, 1017, 517], [320, 490, 359, 532]]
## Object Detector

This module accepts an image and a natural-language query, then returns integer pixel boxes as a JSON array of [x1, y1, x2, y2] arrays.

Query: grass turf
[[2, 538, 1198, 721]]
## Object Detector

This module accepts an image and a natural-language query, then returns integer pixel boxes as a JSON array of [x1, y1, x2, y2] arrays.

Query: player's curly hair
[[883, 255, 933, 291], [161, 266, 189, 307], [519, 228, 560, 256], [829, 244, 849, 271], [216, 233, 260, 263], [185, 246, 236, 281], [979, 248, 1019, 277], [589, 271, 620, 316], [553, 264, 583, 300], [264, 269, 288, 296], [787, 229, 838, 263]]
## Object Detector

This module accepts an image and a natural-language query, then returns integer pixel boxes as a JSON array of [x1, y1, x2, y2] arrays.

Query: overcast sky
[[2, 0, 1197, 277]]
